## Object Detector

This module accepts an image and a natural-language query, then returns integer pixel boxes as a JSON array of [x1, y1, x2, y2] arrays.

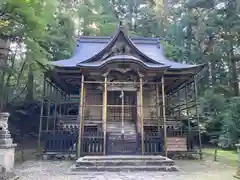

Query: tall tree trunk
[[185, 7, 192, 61], [0, 38, 10, 112], [25, 64, 34, 101], [229, 37, 239, 96], [0, 72, 6, 112], [227, 0, 239, 96]]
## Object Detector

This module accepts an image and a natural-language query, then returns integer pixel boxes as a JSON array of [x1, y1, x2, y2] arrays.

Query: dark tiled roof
[[51, 27, 205, 71]]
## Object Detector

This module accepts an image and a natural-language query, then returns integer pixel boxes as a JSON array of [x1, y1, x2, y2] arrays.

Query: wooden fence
[[42, 131, 104, 156], [42, 129, 198, 156]]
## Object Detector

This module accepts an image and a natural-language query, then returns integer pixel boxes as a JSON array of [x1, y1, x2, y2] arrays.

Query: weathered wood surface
[[167, 137, 187, 152]]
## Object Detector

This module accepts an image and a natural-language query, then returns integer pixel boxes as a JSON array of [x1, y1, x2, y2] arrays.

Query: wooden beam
[[162, 76, 167, 157], [185, 86, 191, 130], [53, 102, 57, 130], [60, 75, 192, 81], [103, 76, 107, 155], [194, 76, 202, 160], [46, 100, 51, 131], [38, 77, 46, 150], [156, 84, 160, 135], [167, 77, 194, 95], [38, 99, 44, 150], [140, 76, 144, 154], [78, 75, 85, 158]]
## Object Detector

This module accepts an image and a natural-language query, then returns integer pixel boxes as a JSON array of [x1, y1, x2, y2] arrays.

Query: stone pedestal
[[0, 113, 18, 180]]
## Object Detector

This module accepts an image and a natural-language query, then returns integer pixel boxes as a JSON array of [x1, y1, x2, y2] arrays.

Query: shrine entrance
[[107, 91, 137, 124], [106, 90, 139, 154]]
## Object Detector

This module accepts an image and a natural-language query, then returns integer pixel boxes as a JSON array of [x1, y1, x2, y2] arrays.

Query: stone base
[[0, 144, 16, 172], [69, 155, 179, 173], [42, 152, 77, 160], [0, 167, 19, 180]]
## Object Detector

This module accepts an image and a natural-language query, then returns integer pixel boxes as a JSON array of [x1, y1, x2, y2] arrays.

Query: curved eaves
[[78, 55, 170, 70]]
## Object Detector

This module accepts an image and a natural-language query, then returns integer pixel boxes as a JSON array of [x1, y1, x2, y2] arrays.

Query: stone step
[[70, 155, 179, 173], [107, 126, 135, 130], [108, 130, 135, 132], [78, 155, 168, 161], [76, 159, 175, 167], [71, 165, 178, 172], [108, 135, 137, 140], [107, 131, 136, 134]]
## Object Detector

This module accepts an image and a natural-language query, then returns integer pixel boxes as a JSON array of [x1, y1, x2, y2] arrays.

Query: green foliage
[[222, 97, 240, 146], [0, 0, 74, 109], [0, 0, 240, 147]]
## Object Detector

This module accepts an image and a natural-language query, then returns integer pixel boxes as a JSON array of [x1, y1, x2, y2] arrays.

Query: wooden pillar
[[178, 91, 181, 116], [38, 77, 46, 149], [59, 92, 62, 116], [38, 99, 44, 150], [178, 90, 182, 135], [121, 90, 124, 134], [53, 102, 57, 130], [78, 74, 85, 158], [46, 100, 51, 131], [185, 86, 191, 130], [103, 77, 107, 155], [140, 77, 144, 154], [194, 77, 202, 160], [82, 87, 86, 123], [161, 76, 167, 156], [156, 84, 160, 135]]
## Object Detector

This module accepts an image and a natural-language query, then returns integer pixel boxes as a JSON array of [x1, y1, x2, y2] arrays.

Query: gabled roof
[[51, 25, 205, 72]]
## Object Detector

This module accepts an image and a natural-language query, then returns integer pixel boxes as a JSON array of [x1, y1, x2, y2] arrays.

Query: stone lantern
[[0, 112, 18, 179]]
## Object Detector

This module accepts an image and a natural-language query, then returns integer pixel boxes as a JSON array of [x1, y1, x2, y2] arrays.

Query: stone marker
[[234, 144, 240, 179], [0, 112, 18, 180]]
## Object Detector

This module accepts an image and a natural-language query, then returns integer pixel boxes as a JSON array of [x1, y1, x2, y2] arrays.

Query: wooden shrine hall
[[39, 25, 206, 159]]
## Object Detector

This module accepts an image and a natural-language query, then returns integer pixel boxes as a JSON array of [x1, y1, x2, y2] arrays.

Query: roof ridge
[[76, 36, 161, 45]]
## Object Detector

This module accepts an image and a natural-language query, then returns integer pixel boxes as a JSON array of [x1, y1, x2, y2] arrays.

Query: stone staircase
[[69, 155, 179, 172], [106, 121, 138, 154], [107, 121, 136, 139]]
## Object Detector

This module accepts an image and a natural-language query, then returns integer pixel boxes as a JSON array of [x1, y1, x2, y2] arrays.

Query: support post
[[103, 77, 107, 155], [161, 76, 167, 157], [185, 86, 191, 130], [121, 90, 124, 134], [38, 99, 44, 150], [178, 90, 182, 135], [53, 102, 57, 131], [46, 100, 51, 131], [59, 92, 63, 116], [156, 84, 160, 135], [140, 77, 144, 154], [78, 75, 85, 158], [38, 77, 46, 150], [194, 77, 202, 160]]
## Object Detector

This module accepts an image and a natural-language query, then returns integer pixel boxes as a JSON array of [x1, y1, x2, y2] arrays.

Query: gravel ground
[[15, 160, 236, 180]]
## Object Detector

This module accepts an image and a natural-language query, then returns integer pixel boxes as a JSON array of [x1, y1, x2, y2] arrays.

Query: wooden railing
[[142, 133, 162, 154], [81, 132, 104, 155], [43, 131, 77, 154], [42, 130, 104, 156], [42, 128, 199, 156]]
